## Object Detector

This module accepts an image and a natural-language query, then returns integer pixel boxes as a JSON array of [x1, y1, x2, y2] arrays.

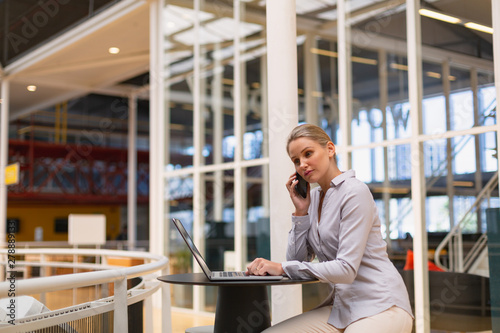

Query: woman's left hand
[[246, 258, 285, 276]]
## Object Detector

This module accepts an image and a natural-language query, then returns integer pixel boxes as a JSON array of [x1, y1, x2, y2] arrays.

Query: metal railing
[[0, 248, 170, 332], [13, 240, 150, 251], [463, 233, 488, 272], [434, 172, 498, 272]]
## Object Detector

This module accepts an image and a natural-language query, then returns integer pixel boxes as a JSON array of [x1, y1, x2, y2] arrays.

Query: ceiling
[[0, 0, 494, 122], [2, 0, 150, 120]]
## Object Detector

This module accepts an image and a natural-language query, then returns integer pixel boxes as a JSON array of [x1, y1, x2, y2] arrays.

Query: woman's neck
[[318, 165, 342, 193]]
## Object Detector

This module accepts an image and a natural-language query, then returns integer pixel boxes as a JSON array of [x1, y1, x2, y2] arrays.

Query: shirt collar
[[330, 169, 355, 187]]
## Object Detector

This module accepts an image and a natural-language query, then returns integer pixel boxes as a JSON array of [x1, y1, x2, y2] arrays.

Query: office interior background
[[0, 0, 499, 332]]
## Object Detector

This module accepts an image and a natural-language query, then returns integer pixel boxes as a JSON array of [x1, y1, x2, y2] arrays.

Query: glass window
[[168, 174, 195, 309], [157, 0, 498, 327], [162, 0, 270, 314]]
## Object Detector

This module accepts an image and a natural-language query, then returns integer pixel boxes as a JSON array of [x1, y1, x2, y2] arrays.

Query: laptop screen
[[172, 218, 213, 277]]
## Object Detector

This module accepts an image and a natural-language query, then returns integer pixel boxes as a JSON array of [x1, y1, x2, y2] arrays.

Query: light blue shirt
[[282, 170, 413, 329]]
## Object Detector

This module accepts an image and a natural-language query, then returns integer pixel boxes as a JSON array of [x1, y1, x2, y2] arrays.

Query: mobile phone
[[294, 172, 308, 198]]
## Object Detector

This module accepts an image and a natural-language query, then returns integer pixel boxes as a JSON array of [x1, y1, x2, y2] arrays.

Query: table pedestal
[[214, 285, 270, 333], [158, 273, 317, 333]]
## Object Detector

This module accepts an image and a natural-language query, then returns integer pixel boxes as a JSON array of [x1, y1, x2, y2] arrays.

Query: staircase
[[434, 172, 498, 276], [466, 245, 489, 277]]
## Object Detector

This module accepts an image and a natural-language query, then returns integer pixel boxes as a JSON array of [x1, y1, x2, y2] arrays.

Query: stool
[[185, 325, 214, 333]]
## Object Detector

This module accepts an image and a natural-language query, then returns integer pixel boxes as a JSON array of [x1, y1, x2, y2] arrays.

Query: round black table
[[158, 273, 318, 333]]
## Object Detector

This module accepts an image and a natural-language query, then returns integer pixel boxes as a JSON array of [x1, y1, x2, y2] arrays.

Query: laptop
[[171, 218, 283, 281]]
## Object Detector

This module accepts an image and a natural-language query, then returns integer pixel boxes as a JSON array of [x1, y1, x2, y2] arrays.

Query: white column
[[0, 79, 9, 249], [240, 4, 248, 270], [149, 1, 170, 332], [406, 1, 430, 332], [338, 0, 352, 170], [113, 277, 128, 333], [149, 0, 164, 257], [493, 0, 500, 208], [193, 0, 205, 312], [128, 94, 137, 250], [261, 36, 270, 217], [266, 0, 302, 324], [212, 43, 224, 222], [233, 0, 247, 271]]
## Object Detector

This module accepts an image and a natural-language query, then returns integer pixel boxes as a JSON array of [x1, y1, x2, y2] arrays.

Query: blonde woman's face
[[288, 137, 333, 183]]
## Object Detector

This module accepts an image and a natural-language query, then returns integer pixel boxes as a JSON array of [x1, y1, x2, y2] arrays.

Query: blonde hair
[[286, 124, 333, 154]]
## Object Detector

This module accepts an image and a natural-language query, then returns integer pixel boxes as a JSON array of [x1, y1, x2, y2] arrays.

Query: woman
[[246, 124, 413, 332]]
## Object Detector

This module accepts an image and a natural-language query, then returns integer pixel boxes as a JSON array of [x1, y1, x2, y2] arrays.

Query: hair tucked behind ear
[[286, 124, 333, 154]]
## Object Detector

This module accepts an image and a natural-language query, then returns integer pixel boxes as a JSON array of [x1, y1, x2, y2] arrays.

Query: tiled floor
[[30, 288, 494, 333], [158, 307, 494, 333]]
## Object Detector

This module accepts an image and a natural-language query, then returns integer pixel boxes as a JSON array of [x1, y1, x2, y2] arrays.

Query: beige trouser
[[262, 306, 413, 333]]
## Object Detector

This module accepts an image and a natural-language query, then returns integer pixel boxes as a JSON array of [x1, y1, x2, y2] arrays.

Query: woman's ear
[[327, 141, 336, 158]]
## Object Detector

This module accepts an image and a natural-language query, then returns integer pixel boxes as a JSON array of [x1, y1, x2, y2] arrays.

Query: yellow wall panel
[[6, 204, 121, 242]]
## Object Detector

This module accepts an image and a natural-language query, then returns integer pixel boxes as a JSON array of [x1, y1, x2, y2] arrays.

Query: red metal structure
[[7, 140, 149, 204]]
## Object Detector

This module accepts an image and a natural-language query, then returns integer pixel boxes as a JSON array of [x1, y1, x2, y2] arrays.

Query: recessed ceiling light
[[27, 85, 37, 92], [108, 47, 120, 54]]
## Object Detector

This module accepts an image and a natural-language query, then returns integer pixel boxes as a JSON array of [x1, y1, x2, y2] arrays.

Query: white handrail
[[13, 240, 150, 250], [0, 249, 168, 297], [0, 248, 170, 333], [434, 172, 498, 271], [463, 233, 488, 272]]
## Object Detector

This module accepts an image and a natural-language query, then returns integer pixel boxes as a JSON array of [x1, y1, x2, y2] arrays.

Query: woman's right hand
[[286, 172, 310, 216]]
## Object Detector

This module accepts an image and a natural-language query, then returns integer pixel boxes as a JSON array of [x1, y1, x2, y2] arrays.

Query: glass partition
[[170, 101, 195, 168], [203, 170, 234, 311], [450, 69, 474, 132], [161, 0, 270, 313], [246, 165, 268, 261], [157, 0, 498, 328], [168, 174, 194, 309], [386, 55, 411, 142], [298, 37, 340, 136]]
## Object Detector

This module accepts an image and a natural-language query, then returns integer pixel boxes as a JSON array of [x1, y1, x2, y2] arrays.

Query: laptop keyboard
[[214, 271, 246, 278]]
